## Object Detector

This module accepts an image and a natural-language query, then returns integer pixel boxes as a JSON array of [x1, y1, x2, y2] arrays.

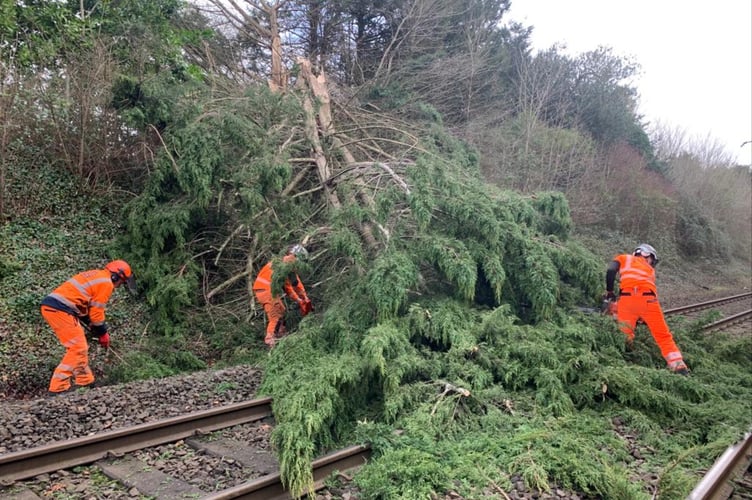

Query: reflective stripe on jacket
[[41, 269, 114, 327], [614, 254, 657, 295]]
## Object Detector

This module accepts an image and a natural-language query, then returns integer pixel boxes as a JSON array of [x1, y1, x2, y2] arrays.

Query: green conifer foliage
[[122, 86, 308, 333], [120, 80, 623, 496], [530, 191, 573, 239], [366, 250, 420, 321]]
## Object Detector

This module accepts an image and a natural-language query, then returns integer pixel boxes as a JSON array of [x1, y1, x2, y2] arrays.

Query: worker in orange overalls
[[253, 244, 313, 347], [40, 260, 136, 393], [604, 244, 689, 375]]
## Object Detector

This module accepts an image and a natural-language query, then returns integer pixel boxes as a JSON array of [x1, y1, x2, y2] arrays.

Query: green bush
[[675, 198, 731, 260]]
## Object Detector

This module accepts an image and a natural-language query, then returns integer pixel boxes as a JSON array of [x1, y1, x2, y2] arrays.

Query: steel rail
[[202, 444, 372, 500], [664, 292, 752, 315], [0, 397, 273, 484], [700, 309, 752, 331], [688, 431, 752, 500]]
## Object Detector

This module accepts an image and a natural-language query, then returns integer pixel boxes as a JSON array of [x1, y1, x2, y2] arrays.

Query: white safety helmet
[[633, 243, 658, 266], [288, 243, 309, 259]]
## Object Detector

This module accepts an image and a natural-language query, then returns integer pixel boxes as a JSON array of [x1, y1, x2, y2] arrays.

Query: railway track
[[664, 292, 752, 315], [0, 395, 370, 499], [664, 291, 752, 333]]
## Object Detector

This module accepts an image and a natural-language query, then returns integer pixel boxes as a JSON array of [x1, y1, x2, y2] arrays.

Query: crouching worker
[[604, 244, 689, 375], [40, 260, 136, 393], [253, 244, 313, 348]]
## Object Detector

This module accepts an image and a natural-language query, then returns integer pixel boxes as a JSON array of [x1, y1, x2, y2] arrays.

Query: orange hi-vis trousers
[[41, 306, 95, 392], [253, 289, 287, 346], [616, 293, 685, 368]]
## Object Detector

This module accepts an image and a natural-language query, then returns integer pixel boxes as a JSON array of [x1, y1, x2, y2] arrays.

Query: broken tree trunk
[[295, 57, 381, 250]]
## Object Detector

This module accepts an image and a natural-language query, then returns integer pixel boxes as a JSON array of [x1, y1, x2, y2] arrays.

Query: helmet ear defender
[[105, 260, 137, 293]]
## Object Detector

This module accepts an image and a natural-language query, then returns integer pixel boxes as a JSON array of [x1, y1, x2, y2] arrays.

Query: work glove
[[98, 332, 110, 349], [299, 298, 314, 316]]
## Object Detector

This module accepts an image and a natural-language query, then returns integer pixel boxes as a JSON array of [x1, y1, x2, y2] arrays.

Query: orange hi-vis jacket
[[253, 254, 309, 345], [253, 255, 307, 303], [41, 269, 114, 330], [613, 254, 657, 295]]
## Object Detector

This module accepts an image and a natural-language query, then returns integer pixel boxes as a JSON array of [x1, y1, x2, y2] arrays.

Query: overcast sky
[[506, 1, 752, 165]]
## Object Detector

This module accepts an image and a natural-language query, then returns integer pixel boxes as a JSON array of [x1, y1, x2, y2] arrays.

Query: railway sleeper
[[185, 435, 279, 475], [99, 455, 205, 498]]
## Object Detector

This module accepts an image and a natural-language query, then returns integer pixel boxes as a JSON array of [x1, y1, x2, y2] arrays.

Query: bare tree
[[203, 0, 290, 90], [646, 120, 690, 161], [0, 60, 19, 220], [509, 46, 574, 156], [650, 121, 738, 166]]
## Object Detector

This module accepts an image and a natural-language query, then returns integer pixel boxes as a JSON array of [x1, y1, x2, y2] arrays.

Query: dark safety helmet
[[105, 260, 137, 292], [633, 244, 658, 266]]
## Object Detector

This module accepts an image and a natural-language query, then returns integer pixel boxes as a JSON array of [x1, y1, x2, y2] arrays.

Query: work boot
[[668, 360, 689, 376], [47, 387, 71, 398]]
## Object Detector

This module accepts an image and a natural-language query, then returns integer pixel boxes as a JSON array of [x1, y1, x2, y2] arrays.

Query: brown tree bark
[[296, 57, 381, 249]]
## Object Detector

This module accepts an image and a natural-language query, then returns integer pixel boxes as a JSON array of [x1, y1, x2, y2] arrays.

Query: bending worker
[[604, 244, 689, 375], [253, 244, 313, 347], [40, 260, 136, 393]]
